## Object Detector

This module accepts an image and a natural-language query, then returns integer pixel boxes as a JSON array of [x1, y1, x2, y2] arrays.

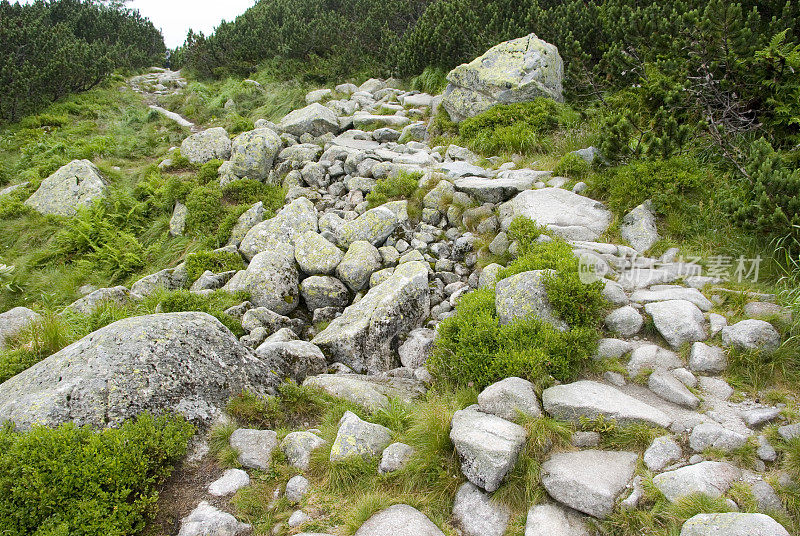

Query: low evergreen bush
[[185, 250, 245, 281], [0, 413, 193, 536]]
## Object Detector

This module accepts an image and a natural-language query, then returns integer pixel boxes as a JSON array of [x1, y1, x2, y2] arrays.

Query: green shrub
[[428, 108, 458, 138], [554, 152, 591, 179], [458, 99, 576, 155], [0, 413, 193, 536], [185, 250, 245, 281], [224, 114, 255, 135], [365, 171, 421, 208], [197, 159, 224, 183], [156, 290, 249, 336], [587, 156, 707, 218], [185, 186, 225, 237], [221, 178, 284, 211]]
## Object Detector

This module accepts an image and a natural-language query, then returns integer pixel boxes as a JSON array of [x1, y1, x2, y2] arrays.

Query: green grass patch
[[185, 250, 244, 282]]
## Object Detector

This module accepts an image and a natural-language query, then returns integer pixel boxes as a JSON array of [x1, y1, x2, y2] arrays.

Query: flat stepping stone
[[354, 504, 444, 536], [541, 450, 638, 518], [208, 469, 250, 496], [542, 380, 672, 428], [653, 461, 740, 502], [681, 513, 789, 536]]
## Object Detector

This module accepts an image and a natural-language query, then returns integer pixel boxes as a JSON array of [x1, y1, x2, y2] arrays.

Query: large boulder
[[500, 188, 612, 241], [354, 504, 444, 536], [313, 261, 430, 373], [299, 275, 350, 312], [25, 159, 107, 217], [254, 340, 327, 383], [0, 312, 281, 428], [680, 513, 789, 536], [450, 407, 527, 492], [478, 377, 542, 420], [495, 270, 568, 329], [279, 103, 340, 138], [541, 450, 638, 519], [721, 319, 781, 352], [336, 241, 382, 292], [442, 33, 564, 122], [180, 127, 232, 164], [0, 307, 41, 350], [454, 172, 548, 203], [225, 245, 299, 315], [228, 128, 282, 181], [294, 231, 343, 275], [239, 197, 318, 260], [542, 380, 672, 428]]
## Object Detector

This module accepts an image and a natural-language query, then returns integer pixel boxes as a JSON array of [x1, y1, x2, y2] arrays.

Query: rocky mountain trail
[[128, 68, 199, 132], [2, 34, 797, 536]]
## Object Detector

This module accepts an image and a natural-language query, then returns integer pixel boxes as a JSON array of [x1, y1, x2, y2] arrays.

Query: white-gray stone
[[653, 461, 740, 502], [181, 127, 232, 164], [208, 468, 250, 497], [178, 501, 251, 536], [477, 377, 542, 420], [230, 428, 279, 471], [680, 513, 789, 536], [281, 431, 327, 471], [541, 449, 638, 518], [442, 33, 564, 121], [452, 482, 511, 536], [604, 305, 644, 337], [354, 504, 444, 536], [336, 241, 382, 292], [500, 188, 612, 241], [542, 380, 672, 428], [379, 442, 415, 474], [644, 436, 683, 472], [689, 342, 728, 374], [450, 407, 527, 492], [649, 369, 700, 409], [626, 344, 683, 376], [524, 504, 590, 536], [294, 231, 343, 275], [721, 320, 781, 352], [0, 307, 41, 350], [620, 200, 659, 253], [285, 475, 310, 503], [228, 128, 282, 181], [398, 328, 436, 369], [279, 103, 340, 137], [495, 270, 567, 329], [239, 197, 318, 261], [689, 423, 748, 453], [645, 300, 707, 349]]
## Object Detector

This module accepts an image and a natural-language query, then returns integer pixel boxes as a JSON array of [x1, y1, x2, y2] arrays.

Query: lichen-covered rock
[[313, 261, 430, 373], [239, 197, 318, 261], [500, 188, 611, 241], [279, 103, 340, 137], [303, 374, 427, 411], [450, 407, 527, 492], [680, 513, 789, 536], [330, 410, 392, 462], [398, 328, 436, 369], [300, 275, 350, 312], [644, 436, 682, 472], [442, 33, 564, 121], [0, 312, 281, 428], [254, 340, 327, 383], [130, 265, 187, 297], [228, 128, 282, 181], [379, 442, 415, 474], [281, 431, 327, 470], [495, 270, 568, 329], [25, 159, 107, 217], [294, 231, 343, 275], [63, 286, 130, 315], [180, 127, 232, 164], [225, 245, 299, 315], [228, 202, 265, 246], [0, 307, 41, 350], [336, 201, 408, 248], [336, 241, 383, 292], [169, 201, 188, 236]]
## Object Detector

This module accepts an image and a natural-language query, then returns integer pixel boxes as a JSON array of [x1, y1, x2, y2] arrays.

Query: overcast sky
[[16, 0, 256, 48], [130, 0, 256, 48]]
